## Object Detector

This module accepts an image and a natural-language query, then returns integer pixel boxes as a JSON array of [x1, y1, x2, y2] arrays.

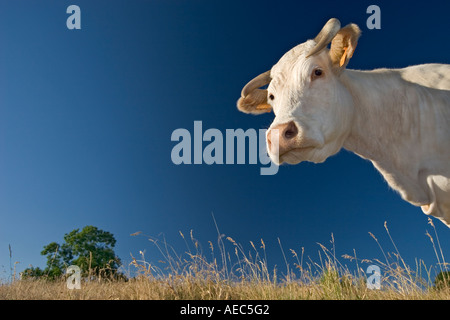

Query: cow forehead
[[270, 40, 315, 79]]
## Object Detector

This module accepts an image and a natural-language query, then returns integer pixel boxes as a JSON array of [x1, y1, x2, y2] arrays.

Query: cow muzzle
[[266, 121, 319, 164]]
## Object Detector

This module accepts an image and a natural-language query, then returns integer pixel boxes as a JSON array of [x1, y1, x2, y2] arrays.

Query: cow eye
[[269, 93, 275, 100], [312, 68, 324, 80]]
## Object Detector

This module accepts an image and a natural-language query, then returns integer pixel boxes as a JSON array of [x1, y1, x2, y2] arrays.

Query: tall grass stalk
[[1, 221, 449, 299]]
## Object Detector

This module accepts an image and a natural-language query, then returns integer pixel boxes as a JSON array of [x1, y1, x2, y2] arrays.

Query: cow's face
[[237, 19, 361, 165], [266, 41, 356, 165]]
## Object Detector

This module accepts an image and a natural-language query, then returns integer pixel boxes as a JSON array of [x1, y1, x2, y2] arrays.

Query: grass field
[[1, 219, 449, 300]]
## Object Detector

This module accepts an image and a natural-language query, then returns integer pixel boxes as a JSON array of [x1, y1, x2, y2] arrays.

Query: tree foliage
[[435, 271, 450, 289], [22, 226, 122, 280]]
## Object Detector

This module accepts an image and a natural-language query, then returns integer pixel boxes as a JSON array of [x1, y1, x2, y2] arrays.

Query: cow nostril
[[267, 132, 272, 147], [284, 129, 295, 139], [283, 122, 298, 139]]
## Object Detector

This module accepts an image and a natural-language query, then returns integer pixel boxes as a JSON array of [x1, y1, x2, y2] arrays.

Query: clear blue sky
[[1, 0, 449, 282]]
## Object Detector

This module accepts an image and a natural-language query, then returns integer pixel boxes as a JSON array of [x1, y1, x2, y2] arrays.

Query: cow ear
[[237, 89, 272, 114], [329, 23, 361, 70], [237, 70, 272, 115]]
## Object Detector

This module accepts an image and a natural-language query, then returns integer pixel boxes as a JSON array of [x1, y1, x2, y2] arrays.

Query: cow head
[[237, 18, 361, 165]]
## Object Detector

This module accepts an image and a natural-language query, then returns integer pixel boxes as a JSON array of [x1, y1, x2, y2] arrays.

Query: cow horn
[[241, 70, 272, 97], [306, 18, 341, 58]]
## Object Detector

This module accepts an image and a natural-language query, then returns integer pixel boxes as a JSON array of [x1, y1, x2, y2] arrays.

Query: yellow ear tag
[[255, 104, 272, 113], [340, 46, 349, 67]]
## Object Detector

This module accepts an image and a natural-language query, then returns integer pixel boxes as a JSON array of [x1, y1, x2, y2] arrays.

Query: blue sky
[[1, 0, 449, 282]]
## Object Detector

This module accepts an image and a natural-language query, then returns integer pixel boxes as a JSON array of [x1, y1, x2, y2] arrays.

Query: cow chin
[[281, 147, 326, 165], [267, 147, 316, 165], [273, 142, 342, 165]]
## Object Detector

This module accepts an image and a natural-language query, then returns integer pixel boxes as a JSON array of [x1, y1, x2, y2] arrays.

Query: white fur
[[266, 42, 450, 226]]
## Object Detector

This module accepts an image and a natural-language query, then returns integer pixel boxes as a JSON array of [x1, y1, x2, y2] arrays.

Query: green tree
[[435, 271, 450, 289], [23, 226, 123, 280]]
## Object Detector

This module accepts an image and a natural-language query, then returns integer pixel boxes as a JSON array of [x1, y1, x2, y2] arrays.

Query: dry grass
[[2, 275, 449, 300], [1, 219, 449, 300]]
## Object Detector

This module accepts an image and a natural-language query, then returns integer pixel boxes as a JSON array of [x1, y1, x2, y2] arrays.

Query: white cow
[[237, 18, 450, 226]]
